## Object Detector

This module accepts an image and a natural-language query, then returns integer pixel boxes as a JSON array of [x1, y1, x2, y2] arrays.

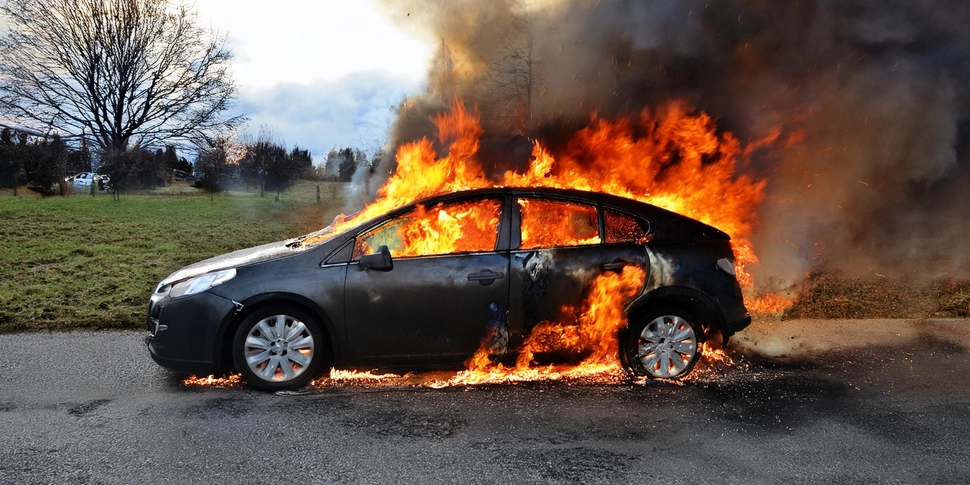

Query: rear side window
[[605, 209, 651, 244], [518, 198, 601, 249]]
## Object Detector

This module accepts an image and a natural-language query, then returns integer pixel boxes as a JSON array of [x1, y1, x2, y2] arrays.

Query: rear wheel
[[232, 305, 326, 392], [623, 305, 702, 379]]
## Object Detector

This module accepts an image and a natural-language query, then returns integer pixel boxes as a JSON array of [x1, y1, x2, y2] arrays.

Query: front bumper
[[146, 291, 238, 376]]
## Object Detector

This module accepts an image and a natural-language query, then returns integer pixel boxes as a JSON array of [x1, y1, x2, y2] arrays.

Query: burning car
[[146, 187, 750, 391]]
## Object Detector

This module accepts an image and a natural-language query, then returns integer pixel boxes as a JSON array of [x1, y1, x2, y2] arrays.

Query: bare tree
[[238, 127, 308, 200], [0, 0, 243, 153], [194, 135, 241, 201]]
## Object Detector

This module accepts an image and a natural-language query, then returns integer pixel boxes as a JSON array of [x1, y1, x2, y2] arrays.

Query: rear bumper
[[720, 314, 752, 343]]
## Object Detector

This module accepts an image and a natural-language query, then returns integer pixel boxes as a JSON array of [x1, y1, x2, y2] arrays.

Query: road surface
[[1, 319, 968, 484]]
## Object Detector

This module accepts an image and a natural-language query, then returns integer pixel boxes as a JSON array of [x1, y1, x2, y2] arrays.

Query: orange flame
[[355, 198, 502, 259], [183, 373, 242, 388], [445, 265, 646, 385], [262, 98, 777, 389], [311, 99, 768, 282], [746, 292, 795, 314]]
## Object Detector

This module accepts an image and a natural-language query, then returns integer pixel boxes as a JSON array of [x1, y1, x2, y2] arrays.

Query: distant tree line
[[1, 121, 392, 198], [100, 145, 193, 194], [192, 128, 313, 199], [0, 126, 199, 196], [235, 129, 313, 199], [0, 128, 87, 195], [321, 147, 382, 182]]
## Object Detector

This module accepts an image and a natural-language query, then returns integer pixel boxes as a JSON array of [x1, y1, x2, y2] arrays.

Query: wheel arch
[[626, 286, 728, 345], [213, 292, 339, 375]]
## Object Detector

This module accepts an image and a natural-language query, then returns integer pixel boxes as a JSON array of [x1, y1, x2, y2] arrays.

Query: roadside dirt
[[733, 317, 970, 358]]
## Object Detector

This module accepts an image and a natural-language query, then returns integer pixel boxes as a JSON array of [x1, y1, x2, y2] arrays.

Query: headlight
[[166, 269, 237, 299]]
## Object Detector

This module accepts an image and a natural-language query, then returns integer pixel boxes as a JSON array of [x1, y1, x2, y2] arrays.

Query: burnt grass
[[782, 269, 970, 319]]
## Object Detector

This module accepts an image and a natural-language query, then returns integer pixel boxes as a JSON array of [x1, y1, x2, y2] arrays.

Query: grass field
[[2, 180, 968, 334], [0, 180, 350, 333]]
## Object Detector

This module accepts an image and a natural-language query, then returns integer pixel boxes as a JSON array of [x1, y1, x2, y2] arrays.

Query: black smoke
[[372, 0, 970, 289]]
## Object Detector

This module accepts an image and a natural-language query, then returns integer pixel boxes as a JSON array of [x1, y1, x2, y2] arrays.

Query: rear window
[[518, 198, 601, 249], [604, 209, 651, 244]]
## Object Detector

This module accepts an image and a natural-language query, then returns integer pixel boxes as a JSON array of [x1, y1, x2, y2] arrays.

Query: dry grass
[[782, 270, 970, 320]]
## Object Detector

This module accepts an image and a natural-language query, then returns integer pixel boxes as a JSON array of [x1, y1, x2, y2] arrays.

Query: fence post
[[316, 185, 321, 203]]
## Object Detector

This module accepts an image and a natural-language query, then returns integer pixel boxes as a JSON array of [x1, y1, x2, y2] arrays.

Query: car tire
[[232, 305, 326, 392], [622, 305, 703, 379]]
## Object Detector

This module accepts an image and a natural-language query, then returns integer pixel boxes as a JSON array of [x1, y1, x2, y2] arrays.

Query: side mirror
[[359, 245, 393, 271]]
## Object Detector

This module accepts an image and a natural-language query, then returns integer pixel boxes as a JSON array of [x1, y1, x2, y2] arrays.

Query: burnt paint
[[509, 245, 649, 335]]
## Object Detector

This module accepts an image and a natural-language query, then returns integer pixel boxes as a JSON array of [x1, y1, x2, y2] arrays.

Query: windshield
[[291, 211, 361, 248]]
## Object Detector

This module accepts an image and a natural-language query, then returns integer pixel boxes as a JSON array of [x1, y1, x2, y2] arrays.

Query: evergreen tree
[[337, 147, 356, 182]]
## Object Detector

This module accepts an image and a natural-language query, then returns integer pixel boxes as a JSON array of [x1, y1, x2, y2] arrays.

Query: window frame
[[602, 206, 653, 246], [511, 195, 655, 250]]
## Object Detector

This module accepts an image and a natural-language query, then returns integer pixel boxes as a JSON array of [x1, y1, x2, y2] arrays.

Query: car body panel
[[344, 252, 510, 364], [640, 240, 749, 335], [508, 245, 649, 333], [68, 172, 97, 186]]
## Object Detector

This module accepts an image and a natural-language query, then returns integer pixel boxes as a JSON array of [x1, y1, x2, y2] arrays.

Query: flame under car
[[146, 188, 751, 391]]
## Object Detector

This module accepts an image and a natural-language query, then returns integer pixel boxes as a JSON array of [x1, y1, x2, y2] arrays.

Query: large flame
[[183, 99, 773, 390], [310, 99, 770, 286], [445, 265, 647, 385]]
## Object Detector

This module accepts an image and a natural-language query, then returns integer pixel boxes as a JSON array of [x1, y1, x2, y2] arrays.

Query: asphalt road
[[1, 319, 969, 484]]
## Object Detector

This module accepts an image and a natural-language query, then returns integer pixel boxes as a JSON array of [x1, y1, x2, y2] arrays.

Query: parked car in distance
[[67, 172, 98, 186], [146, 188, 751, 391], [169, 169, 189, 181], [67, 172, 110, 191]]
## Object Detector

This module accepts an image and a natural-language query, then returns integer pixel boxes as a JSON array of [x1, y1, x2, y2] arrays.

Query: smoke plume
[[372, 0, 970, 290]]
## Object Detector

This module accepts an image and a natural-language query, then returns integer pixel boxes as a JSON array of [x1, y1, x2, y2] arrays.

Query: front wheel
[[623, 306, 703, 379], [232, 305, 327, 392]]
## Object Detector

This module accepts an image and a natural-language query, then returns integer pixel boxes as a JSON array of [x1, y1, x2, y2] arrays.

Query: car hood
[[159, 240, 298, 286]]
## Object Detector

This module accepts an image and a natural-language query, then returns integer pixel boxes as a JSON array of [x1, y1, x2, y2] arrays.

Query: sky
[[194, 0, 433, 162]]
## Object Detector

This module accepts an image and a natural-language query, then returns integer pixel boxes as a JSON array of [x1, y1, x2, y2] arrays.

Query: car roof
[[408, 187, 730, 241]]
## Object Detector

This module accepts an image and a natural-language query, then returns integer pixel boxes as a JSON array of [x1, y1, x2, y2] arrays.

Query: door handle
[[468, 269, 505, 286], [601, 259, 632, 272]]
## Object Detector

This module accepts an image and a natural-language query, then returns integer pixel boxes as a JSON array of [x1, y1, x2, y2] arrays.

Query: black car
[[146, 188, 750, 391]]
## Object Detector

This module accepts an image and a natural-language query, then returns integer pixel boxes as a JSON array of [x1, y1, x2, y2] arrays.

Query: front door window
[[354, 198, 503, 259]]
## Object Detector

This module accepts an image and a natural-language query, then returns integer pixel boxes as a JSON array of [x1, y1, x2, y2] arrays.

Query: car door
[[506, 196, 651, 339], [343, 196, 510, 365]]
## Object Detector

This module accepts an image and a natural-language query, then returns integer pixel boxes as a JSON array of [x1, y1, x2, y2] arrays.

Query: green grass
[[0, 180, 350, 333], [5, 179, 967, 333]]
